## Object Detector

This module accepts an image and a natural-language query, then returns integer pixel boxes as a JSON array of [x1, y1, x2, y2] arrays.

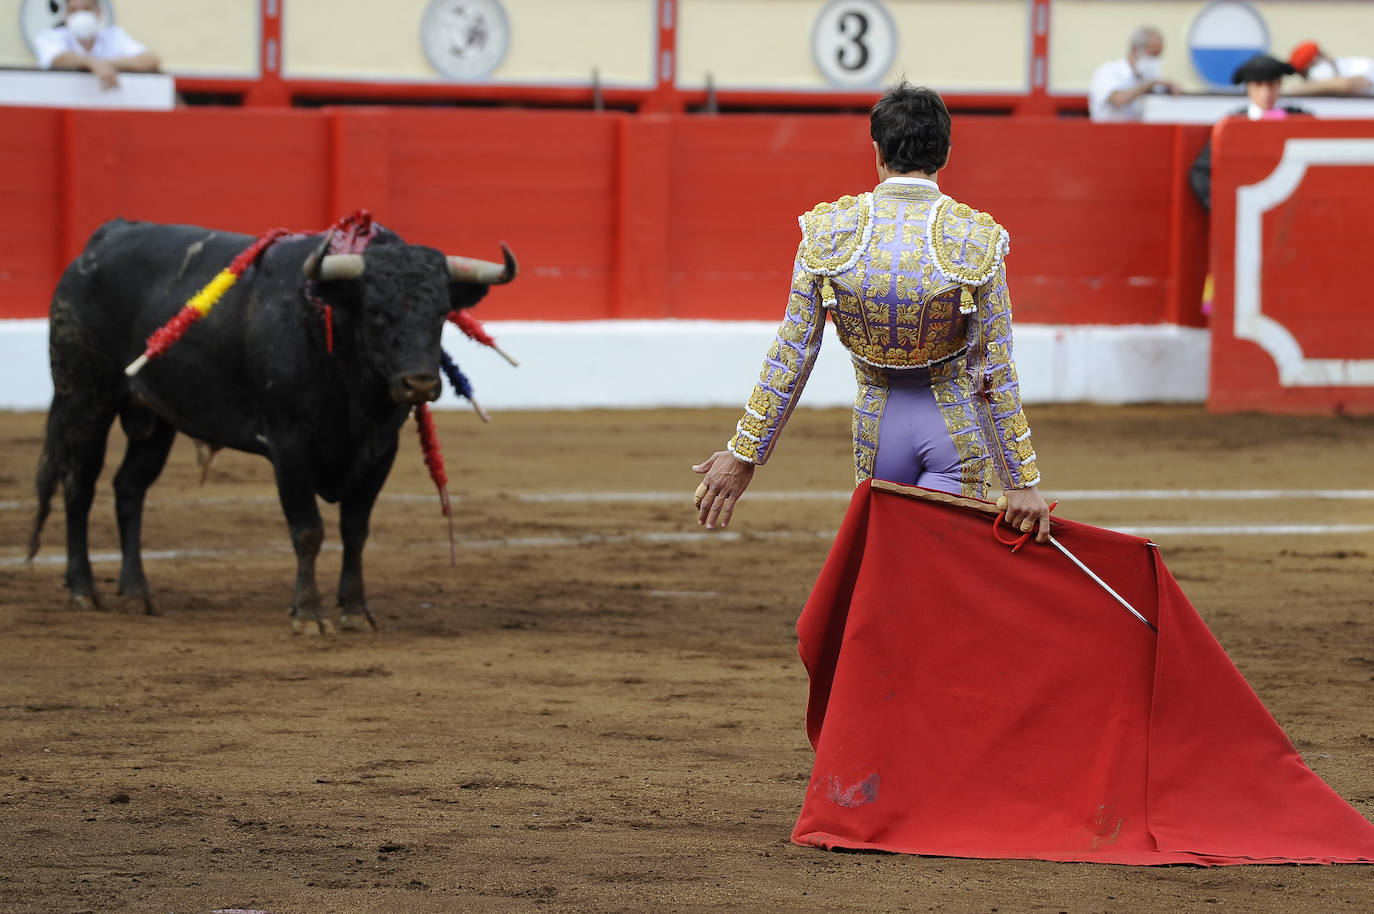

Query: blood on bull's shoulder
[[27, 216, 517, 635]]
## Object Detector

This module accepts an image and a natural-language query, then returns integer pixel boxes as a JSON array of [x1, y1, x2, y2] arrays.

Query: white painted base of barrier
[[0, 319, 1210, 411]]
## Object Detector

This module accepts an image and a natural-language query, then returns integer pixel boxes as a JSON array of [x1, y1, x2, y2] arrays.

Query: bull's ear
[[448, 282, 491, 313]]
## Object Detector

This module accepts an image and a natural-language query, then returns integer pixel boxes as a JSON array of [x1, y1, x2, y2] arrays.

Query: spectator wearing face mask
[[1089, 26, 1180, 122], [1288, 41, 1374, 97], [32, 0, 160, 90]]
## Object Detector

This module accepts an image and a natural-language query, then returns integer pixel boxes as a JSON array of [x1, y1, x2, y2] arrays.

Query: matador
[[693, 82, 1050, 538]]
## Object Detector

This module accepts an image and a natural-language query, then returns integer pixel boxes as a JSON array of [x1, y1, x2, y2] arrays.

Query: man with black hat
[[1188, 54, 1311, 211]]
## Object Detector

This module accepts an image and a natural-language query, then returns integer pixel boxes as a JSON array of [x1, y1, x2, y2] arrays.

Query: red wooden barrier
[[0, 106, 1207, 326], [1209, 119, 1374, 414]]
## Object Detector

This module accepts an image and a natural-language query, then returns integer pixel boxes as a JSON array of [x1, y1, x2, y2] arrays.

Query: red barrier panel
[[0, 106, 1206, 326], [0, 108, 63, 319], [1209, 119, 1374, 414]]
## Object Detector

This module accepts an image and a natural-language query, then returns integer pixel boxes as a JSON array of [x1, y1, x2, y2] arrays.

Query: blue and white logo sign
[[1188, 1, 1270, 88]]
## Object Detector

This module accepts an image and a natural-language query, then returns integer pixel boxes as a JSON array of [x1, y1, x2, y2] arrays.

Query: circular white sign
[[812, 0, 898, 88], [1187, 1, 1270, 88], [421, 0, 510, 81], [19, 0, 116, 57]]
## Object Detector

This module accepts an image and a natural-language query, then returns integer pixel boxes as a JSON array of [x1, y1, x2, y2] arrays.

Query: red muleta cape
[[793, 480, 1374, 865]]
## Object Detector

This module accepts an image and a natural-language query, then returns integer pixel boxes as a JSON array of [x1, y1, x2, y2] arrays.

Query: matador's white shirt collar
[[881, 176, 940, 190]]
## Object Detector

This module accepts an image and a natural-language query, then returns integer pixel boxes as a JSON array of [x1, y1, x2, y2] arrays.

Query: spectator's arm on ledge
[[46, 51, 93, 70], [1287, 75, 1372, 96], [104, 27, 159, 73], [1107, 79, 1177, 108], [109, 51, 161, 73], [47, 51, 120, 88], [1106, 83, 1146, 108]]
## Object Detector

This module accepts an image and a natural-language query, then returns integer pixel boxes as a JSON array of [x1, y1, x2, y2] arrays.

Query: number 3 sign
[[811, 0, 898, 88]]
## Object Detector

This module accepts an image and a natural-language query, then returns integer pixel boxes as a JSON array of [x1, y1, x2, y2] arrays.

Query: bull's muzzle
[[394, 372, 441, 405]]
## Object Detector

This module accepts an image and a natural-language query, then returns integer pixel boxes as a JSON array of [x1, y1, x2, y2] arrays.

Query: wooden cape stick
[[870, 478, 1000, 515]]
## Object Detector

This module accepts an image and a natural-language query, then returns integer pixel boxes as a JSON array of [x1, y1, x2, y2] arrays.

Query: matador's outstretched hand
[[692, 451, 755, 530]]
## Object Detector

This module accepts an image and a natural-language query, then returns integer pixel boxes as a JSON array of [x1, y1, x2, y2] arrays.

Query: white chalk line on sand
[[7, 524, 1374, 569], [4, 488, 1374, 514], [509, 489, 1374, 503]]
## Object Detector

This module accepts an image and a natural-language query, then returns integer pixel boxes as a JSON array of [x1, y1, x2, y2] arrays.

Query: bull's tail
[[27, 410, 63, 562]]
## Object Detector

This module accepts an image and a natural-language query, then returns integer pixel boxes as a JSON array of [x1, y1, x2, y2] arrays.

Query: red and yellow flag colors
[[125, 228, 290, 376]]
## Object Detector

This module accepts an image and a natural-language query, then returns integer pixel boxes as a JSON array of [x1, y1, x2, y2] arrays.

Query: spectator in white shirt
[[32, 0, 160, 90], [1288, 41, 1374, 97], [1089, 26, 1179, 122]]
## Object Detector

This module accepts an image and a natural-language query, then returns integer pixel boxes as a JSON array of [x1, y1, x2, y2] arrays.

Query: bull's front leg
[[272, 461, 330, 636], [336, 447, 398, 632]]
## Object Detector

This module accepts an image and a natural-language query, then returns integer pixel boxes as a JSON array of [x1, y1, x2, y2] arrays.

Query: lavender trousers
[[871, 368, 965, 497]]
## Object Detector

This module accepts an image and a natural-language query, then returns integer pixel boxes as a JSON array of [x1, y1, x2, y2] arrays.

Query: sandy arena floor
[[1, 404, 1372, 913]]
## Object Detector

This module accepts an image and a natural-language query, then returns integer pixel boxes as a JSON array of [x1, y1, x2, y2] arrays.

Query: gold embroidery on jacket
[[799, 194, 871, 274], [930, 196, 1007, 286], [851, 361, 890, 484], [930, 359, 994, 499]]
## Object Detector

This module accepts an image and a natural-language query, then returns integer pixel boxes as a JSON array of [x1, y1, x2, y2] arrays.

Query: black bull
[[28, 219, 516, 634]]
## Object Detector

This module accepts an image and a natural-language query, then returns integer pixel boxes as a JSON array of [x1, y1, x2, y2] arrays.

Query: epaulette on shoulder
[[928, 196, 1009, 287], [797, 192, 874, 277]]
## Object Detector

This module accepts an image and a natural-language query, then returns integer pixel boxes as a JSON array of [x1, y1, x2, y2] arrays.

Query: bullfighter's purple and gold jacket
[[725, 179, 1040, 496]]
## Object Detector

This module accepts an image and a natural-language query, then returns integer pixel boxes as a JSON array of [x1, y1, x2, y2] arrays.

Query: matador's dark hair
[[870, 81, 951, 176]]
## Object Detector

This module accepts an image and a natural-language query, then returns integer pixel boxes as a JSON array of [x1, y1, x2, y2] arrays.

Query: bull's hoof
[[338, 612, 377, 633], [70, 593, 105, 612], [117, 586, 157, 616], [291, 617, 333, 637]]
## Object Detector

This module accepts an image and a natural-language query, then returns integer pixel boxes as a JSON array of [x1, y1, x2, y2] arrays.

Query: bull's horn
[[301, 229, 336, 279], [317, 254, 365, 281], [447, 242, 517, 285]]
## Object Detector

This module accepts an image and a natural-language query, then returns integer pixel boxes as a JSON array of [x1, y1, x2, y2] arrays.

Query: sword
[[993, 489, 1157, 633], [1046, 534, 1157, 633]]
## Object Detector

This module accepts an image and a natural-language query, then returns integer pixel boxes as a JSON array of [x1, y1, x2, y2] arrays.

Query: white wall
[[0, 319, 1209, 412], [282, 0, 655, 84]]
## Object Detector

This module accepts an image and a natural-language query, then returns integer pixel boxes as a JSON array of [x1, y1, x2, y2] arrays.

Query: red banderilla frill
[[448, 309, 518, 367], [415, 402, 457, 567]]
